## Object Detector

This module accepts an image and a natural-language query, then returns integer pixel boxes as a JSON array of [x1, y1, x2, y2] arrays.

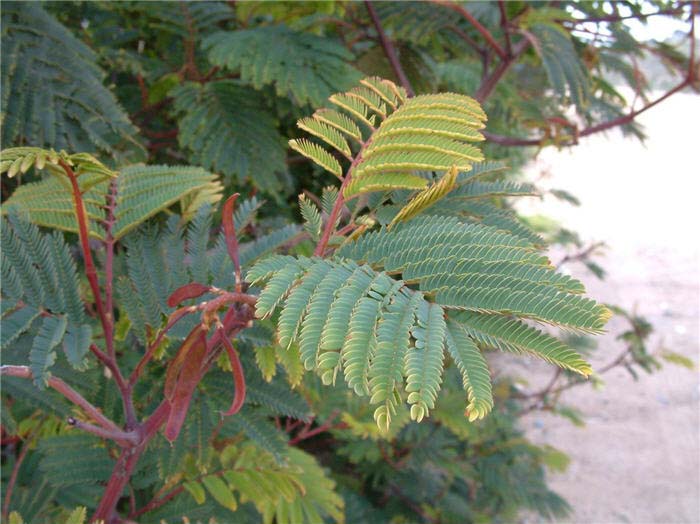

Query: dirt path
[[515, 91, 700, 524]]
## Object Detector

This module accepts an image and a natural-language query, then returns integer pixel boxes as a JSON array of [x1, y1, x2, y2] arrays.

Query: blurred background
[[517, 87, 700, 522]]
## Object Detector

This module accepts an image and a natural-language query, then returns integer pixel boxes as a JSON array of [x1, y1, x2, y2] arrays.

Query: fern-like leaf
[[290, 78, 485, 205], [204, 25, 362, 107], [172, 81, 287, 192]]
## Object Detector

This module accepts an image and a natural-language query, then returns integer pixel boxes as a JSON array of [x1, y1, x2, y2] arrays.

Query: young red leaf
[[164, 329, 208, 442], [167, 283, 211, 308], [164, 325, 206, 400], [220, 329, 246, 416]]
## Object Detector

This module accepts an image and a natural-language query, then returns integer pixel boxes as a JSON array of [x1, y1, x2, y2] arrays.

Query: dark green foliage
[[0, 3, 143, 162], [204, 25, 362, 106], [172, 81, 288, 191]]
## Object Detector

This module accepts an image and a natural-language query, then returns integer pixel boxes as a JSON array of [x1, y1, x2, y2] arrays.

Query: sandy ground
[[512, 91, 700, 524]]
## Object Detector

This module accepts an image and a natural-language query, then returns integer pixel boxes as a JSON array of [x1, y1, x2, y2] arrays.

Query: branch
[[288, 410, 342, 445], [365, 1, 415, 97], [58, 160, 136, 428], [1, 365, 121, 434], [484, 77, 690, 146], [67, 417, 139, 447], [129, 306, 196, 386], [58, 160, 108, 342], [475, 38, 530, 102], [314, 136, 374, 256], [432, 0, 507, 60], [2, 418, 45, 520], [222, 193, 243, 293], [498, 1, 512, 56]]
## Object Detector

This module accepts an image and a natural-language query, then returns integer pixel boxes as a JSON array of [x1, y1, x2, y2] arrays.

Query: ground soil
[[512, 91, 700, 524]]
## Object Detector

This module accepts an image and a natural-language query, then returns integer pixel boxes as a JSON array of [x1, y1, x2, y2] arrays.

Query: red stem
[[475, 38, 530, 102], [67, 417, 139, 447], [365, 1, 416, 97], [498, 1, 512, 56], [222, 193, 243, 292], [288, 410, 341, 445], [128, 306, 196, 386], [314, 172, 352, 256], [314, 134, 376, 256], [0, 366, 121, 434], [2, 420, 43, 520], [58, 160, 136, 428], [432, 0, 507, 60], [93, 447, 144, 523], [94, 309, 255, 522]]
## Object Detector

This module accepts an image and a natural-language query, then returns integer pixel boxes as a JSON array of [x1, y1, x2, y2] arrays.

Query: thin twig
[[2, 418, 46, 520], [562, 7, 686, 24], [59, 160, 135, 428], [67, 417, 139, 446]]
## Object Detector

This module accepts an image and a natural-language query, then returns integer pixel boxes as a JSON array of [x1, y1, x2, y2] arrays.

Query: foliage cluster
[[1, 2, 695, 524]]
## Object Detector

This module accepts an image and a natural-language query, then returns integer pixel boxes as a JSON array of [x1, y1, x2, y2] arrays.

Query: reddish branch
[[222, 193, 243, 292], [431, 0, 507, 60], [288, 410, 343, 445], [365, 1, 415, 97], [58, 160, 136, 428], [498, 0, 513, 56], [484, 77, 691, 146], [0, 366, 121, 434], [475, 38, 530, 101], [563, 6, 687, 24], [2, 418, 45, 521]]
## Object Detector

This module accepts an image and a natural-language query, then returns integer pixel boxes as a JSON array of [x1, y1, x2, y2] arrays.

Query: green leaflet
[[277, 261, 333, 350], [341, 297, 381, 395], [1, 306, 40, 350], [390, 166, 458, 228], [337, 216, 608, 332], [1, 216, 92, 379], [299, 265, 354, 373], [248, 197, 604, 428], [459, 311, 593, 375], [406, 302, 446, 422], [299, 194, 323, 242], [62, 324, 92, 369], [445, 319, 494, 421], [38, 435, 113, 487], [530, 23, 590, 110], [369, 291, 422, 431]]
